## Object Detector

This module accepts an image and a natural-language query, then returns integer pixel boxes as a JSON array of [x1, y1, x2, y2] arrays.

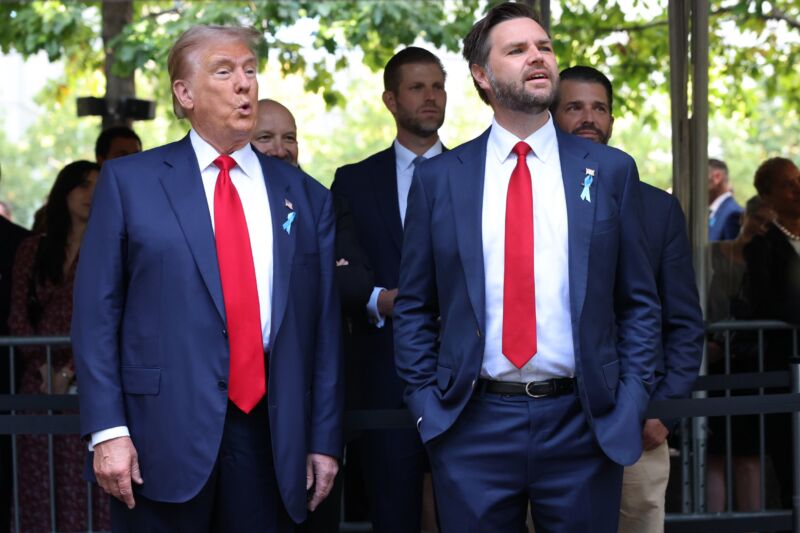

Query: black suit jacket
[[332, 145, 447, 409], [333, 195, 374, 315], [743, 224, 800, 370], [332, 147, 404, 409]]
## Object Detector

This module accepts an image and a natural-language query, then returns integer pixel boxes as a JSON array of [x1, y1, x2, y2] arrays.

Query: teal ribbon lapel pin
[[283, 198, 296, 234], [580, 168, 595, 203]]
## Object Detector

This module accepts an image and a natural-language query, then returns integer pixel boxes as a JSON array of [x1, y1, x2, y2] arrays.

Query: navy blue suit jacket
[[331, 147, 410, 409], [639, 184, 704, 428], [709, 195, 742, 241], [71, 135, 343, 523], [393, 128, 660, 466]]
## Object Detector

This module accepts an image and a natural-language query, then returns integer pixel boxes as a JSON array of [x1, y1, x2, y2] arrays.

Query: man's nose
[[234, 68, 252, 92], [580, 110, 595, 125], [267, 142, 287, 159], [526, 46, 544, 64]]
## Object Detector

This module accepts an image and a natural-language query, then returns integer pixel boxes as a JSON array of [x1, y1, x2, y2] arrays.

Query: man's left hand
[[306, 453, 338, 511], [642, 418, 669, 451]]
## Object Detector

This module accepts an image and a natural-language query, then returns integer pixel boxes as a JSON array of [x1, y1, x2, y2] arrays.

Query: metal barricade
[[2, 322, 800, 533], [0, 336, 91, 533]]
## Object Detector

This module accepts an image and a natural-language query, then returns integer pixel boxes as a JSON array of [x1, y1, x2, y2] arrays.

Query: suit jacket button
[[217, 380, 227, 391], [471, 379, 476, 389], [222, 329, 228, 337], [476, 328, 481, 337]]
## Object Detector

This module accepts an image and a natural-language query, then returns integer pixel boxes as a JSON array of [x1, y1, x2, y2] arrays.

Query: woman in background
[[7, 160, 109, 532], [743, 157, 800, 509]]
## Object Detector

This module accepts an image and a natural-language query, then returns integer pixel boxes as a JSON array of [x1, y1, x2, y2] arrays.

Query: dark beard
[[488, 68, 556, 114], [572, 125, 610, 145], [396, 109, 444, 138]]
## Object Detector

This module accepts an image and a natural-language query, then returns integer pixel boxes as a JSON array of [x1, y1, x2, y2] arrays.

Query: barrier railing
[[1, 321, 799, 533]]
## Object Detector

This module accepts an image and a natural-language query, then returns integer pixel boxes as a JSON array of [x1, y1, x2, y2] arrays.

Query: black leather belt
[[478, 377, 575, 398]]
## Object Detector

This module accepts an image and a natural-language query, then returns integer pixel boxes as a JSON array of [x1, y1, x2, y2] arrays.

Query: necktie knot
[[513, 141, 532, 159], [412, 155, 427, 168], [214, 154, 237, 172]]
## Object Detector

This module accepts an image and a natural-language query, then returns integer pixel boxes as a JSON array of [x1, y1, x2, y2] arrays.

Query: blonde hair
[[168, 25, 262, 119]]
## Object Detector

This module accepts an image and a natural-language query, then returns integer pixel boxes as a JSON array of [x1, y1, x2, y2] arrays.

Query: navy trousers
[[110, 399, 293, 533], [427, 388, 624, 533], [361, 427, 428, 533]]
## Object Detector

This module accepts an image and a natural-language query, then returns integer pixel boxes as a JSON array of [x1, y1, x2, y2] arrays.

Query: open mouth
[[237, 102, 253, 114], [526, 72, 549, 82]]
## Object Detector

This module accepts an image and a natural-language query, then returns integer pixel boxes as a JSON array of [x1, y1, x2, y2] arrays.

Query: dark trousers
[[427, 389, 623, 533], [361, 427, 428, 533], [110, 399, 292, 533]]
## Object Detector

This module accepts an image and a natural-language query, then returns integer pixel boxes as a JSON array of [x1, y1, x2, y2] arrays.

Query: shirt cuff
[[367, 286, 386, 328], [89, 426, 130, 451]]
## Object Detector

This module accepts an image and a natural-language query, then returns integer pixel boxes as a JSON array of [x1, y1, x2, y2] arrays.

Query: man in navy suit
[[553, 65, 704, 533], [331, 46, 447, 532], [72, 26, 342, 532], [394, 4, 660, 532], [708, 158, 742, 241]]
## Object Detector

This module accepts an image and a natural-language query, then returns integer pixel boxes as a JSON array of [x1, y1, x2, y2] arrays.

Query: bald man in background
[[251, 98, 374, 313], [251, 100, 374, 533], [252, 99, 299, 166]]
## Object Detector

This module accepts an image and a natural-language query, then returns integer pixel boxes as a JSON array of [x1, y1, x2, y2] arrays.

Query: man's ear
[[470, 63, 491, 94], [173, 79, 194, 113], [382, 90, 397, 115]]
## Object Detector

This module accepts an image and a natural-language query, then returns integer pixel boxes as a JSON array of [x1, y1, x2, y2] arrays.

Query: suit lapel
[[451, 129, 491, 331], [556, 129, 598, 321], [258, 154, 296, 347], [371, 147, 404, 254], [159, 135, 226, 322]]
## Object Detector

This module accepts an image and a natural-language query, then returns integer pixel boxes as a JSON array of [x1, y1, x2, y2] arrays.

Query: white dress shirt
[[192, 129, 273, 348], [367, 139, 443, 328], [709, 191, 733, 220], [91, 130, 274, 449], [480, 116, 576, 382]]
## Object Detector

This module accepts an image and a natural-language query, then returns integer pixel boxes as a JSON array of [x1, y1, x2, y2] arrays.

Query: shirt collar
[[394, 138, 444, 170], [488, 113, 557, 166], [189, 129, 260, 180], [709, 191, 733, 215]]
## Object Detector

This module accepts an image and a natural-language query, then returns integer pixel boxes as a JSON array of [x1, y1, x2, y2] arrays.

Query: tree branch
[[589, 5, 799, 35], [767, 8, 800, 31], [142, 7, 181, 20]]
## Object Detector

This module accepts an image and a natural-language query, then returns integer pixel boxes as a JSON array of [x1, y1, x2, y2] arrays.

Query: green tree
[[1, 1, 799, 120]]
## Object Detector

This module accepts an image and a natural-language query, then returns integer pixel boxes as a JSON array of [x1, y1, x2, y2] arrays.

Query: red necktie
[[502, 142, 537, 368], [213, 154, 265, 413]]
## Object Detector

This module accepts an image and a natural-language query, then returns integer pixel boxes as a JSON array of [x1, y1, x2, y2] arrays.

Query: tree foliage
[[0, 1, 482, 109], [0, 0, 798, 120], [552, 0, 800, 122]]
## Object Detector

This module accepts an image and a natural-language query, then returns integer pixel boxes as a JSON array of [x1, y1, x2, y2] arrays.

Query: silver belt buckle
[[525, 381, 548, 398]]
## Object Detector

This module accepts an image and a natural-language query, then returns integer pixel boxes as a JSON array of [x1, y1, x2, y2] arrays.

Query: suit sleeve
[[393, 171, 439, 423], [310, 190, 345, 457], [71, 162, 128, 439], [650, 197, 704, 427], [333, 195, 374, 314], [614, 160, 661, 421]]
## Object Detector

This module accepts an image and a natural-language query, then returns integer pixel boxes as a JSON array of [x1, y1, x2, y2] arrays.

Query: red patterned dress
[[7, 235, 110, 532]]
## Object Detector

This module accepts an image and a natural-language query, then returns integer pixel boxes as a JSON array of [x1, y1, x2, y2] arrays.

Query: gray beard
[[487, 67, 556, 114]]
